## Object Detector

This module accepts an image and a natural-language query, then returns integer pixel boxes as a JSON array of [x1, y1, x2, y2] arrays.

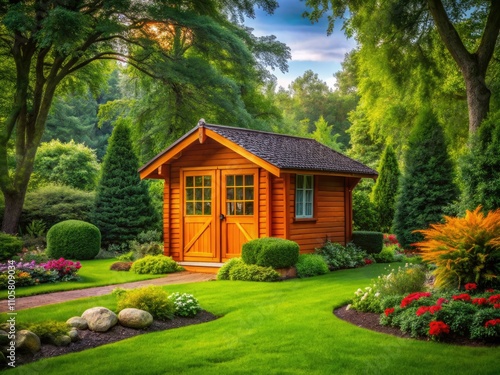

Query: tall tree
[[371, 145, 400, 233], [393, 108, 458, 248], [93, 121, 157, 248], [305, 0, 500, 133], [0, 0, 289, 234]]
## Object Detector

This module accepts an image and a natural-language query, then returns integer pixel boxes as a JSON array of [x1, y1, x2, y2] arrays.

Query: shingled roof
[[139, 122, 377, 178]]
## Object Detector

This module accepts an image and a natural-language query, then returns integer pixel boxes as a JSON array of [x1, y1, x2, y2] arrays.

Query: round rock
[[81, 307, 118, 332], [53, 335, 72, 347], [68, 329, 80, 342], [118, 308, 153, 329], [0, 330, 9, 346], [15, 330, 41, 354], [66, 316, 88, 330]]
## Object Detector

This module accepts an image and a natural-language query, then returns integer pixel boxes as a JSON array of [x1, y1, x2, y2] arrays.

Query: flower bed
[[0, 258, 81, 289]]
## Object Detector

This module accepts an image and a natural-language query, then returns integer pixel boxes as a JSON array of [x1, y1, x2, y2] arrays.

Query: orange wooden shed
[[139, 120, 377, 272]]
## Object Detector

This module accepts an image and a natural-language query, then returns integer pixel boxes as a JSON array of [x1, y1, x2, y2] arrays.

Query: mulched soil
[[334, 305, 500, 347], [2, 311, 217, 370]]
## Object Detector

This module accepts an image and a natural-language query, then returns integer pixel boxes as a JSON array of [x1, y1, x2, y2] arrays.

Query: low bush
[[228, 263, 280, 282], [351, 231, 384, 254], [168, 292, 202, 317], [373, 245, 405, 263], [295, 254, 329, 278], [128, 241, 163, 259], [130, 255, 182, 274], [0, 232, 23, 261], [12, 248, 49, 264], [136, 230, 162, 243], [46, 220, 101, 260], [242, 237, 299, 269], [117, 251, 136, 262], [114, 286, 175, 320], [217, 258, 243, 280], [23, 321, 70, 344], [110, 261, 133, 271], [315, 241, 371, 270]]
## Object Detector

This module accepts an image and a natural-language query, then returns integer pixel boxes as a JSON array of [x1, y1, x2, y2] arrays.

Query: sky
[[244, 1, 357, 90]]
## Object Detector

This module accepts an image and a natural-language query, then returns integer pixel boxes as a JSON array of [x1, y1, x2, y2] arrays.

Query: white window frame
[[295, 174, 314, 218]]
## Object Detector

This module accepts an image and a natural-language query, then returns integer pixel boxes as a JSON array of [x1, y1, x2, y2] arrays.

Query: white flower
[[346, 304, 352, 310], [375, 292, 380, 297]]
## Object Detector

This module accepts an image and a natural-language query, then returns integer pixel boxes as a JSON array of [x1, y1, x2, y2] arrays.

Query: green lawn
[[0, 259, 163, 299], [5, 264, 500, 374]]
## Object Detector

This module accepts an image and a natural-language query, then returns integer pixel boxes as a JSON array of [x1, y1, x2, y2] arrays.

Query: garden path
[[1, 272, 215, 312]]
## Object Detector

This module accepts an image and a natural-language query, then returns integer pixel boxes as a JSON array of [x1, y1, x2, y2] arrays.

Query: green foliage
[[352, 182, 379, 231], [0, 232, 23, 260], [93, 122, 159, 247], [20, 184, 95, 231], [315, 241, 370, 270], [311, 116, 343, 151], [295, 254, 329, 278], [136, 230, 162, 244], [350, 285, 383, 313], [371, 145, 400, 232], [117, 251, 136, 262], [128, 241, 163, 259], [46, 220, 101, 260], [115, 286, 175, 320], [30, 140, 100, 191], [415, 207, 500, 290], [217, 258, 243, 280], [373, 246, 405, 263], [461, 112, 500, 212], [375, 264, 427, 297], [241, 237, 299, 269], [351, 231, 383, 254], [168, 292, 202, 317], [228, 263, 280, 282], [394, 108, 458, 248], [23, 320, 70, 344], [130, 255, 181, 274], [470, 308, 500, 340]]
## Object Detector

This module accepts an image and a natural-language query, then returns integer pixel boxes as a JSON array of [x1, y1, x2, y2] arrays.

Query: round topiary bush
[[46, 220, 101, 260], [0, 233, 23, 261], [295, 254, 329, 278], [242, 237, 299, 269]]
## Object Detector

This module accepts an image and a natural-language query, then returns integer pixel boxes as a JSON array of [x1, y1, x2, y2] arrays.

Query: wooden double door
[[182, 169, 258, 262]]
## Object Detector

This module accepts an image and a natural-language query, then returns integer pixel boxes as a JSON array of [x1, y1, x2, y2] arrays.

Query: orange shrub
[[413, 206, 500, 290]]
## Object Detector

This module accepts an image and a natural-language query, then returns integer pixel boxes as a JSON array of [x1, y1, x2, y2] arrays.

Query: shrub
[[373, 246, 405, 263], [414, 206, 500, 290], [0, 232, 23, 261], [351, 231, 383, 254], [315, 241, 369, 270], [130, 255, 181, 274], [136, 230, 162, 243], [110, 261, 133, 271], [375, 264, 427, 297], [228, 263, 280, 282], [24, 321, 70, 344], [350, 286, 383, 313], [115, 286, 175, 320], [20, 184, 95, 230], [117, 251, 136, 262], [295, 254, 329, 278], [128, 241, 163, 259], [217, 258, 243, 280], [168, 292, 202, 317], [352, 187, 379, 231], [46, 220, 101, 260], [241, 237, 299, 269], [43, 258, 81, 281]]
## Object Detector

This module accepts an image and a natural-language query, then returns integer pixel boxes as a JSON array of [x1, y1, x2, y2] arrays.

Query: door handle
[[219, 213, 225, 220]]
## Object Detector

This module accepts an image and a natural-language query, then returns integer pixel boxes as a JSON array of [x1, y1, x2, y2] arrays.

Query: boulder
[[53, 335, 71, 347], [81, 307, 118, 332], [15, 330, 41, 354], [0, 330, 9, 346], [68, 329, 80, 342], [118, 308, 153, 329], [66, 316, 88, 330]]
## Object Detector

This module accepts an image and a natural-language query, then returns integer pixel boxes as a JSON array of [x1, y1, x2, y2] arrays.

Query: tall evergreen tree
[[461, 111, 500, 212], [371, 144, 400, 233], [394, 108, 458, 248], [93, 121, 158, 248]]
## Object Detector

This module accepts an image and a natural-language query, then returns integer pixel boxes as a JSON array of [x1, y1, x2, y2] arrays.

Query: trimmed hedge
[[241, 237, 299, 269], [46, 220, 101, 260], [0, 233, 23, 261], [228, 263, 280, 282], [295, 254, 329, 278], [351, 231, 383, 254], [130, 255, 181, 274]]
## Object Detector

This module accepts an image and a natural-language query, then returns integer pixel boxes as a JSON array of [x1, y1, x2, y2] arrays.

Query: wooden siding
[[287, 174, 346, 253], [270, 175, 286, 238]]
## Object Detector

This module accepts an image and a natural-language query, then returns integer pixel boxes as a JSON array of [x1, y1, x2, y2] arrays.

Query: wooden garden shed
[[139, 120, 377, 272]]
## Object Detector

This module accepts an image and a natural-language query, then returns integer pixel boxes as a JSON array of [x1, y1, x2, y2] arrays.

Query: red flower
[[488, 294, 500, 304], [486, 289, 496, 293], [436, 298, 448, 306], [429, 305, 442, 314], [429, 321, 450, 336], [472, 298, 488, 306], [464, 283, 477, 291], [485, 319, 500, 328], [400, 292, 432, 308], [494, 304, 500, 309], [452, 293, 471, 302], [364, 258, 373, 265], [416, 306, 430, 316], [385, 308, 395, 317]]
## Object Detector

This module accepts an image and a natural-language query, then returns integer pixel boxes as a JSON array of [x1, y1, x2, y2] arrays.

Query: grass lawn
[[0, 259, 163, 299], [5, 263, 500, 374]]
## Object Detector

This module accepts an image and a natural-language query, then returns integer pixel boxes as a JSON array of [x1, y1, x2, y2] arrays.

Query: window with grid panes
[[226, 174, 254, 216], [295, 175, 313, 218], [185, 175, 212, 215]]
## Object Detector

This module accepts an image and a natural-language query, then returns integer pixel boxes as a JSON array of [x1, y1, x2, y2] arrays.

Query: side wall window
[[295, 175, 314, 218]]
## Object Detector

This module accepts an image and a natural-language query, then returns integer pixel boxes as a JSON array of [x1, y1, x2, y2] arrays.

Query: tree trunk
[[465, 72, 491, 133], [1, 190, 27, 235]]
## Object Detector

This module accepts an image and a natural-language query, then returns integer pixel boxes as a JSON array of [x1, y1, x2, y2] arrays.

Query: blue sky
[[244, 1, 357, 89]]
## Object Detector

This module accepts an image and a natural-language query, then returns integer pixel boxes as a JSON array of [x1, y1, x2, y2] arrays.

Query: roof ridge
[[204, 123, 318, 142]]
